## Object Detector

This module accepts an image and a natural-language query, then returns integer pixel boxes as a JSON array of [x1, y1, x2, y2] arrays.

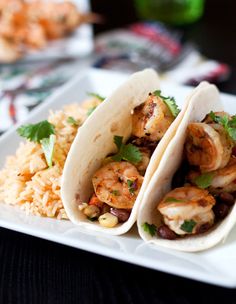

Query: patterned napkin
[[94, 22, 230, 85], [0, 59, 91, 135]]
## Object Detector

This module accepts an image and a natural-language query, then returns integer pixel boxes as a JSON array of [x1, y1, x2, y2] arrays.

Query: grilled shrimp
[[185, 123, 233, 172], [157, 187, 216, 235], [92, 161, 143, 209], [132, 93, 175, 142]]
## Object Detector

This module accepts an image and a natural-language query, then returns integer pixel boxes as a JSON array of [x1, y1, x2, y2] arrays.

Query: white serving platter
[[1, 68, 236, 288]]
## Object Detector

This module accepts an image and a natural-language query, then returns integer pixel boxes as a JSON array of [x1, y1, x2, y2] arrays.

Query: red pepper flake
[[88, 193, 103, 209]]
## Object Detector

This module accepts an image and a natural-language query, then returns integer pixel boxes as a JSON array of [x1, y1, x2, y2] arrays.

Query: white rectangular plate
[[1, 68, 236, 288]]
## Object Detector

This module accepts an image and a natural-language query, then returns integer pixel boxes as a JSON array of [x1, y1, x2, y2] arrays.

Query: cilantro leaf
[[165, 197, 183, 203], [209, 111, 220, 123], [111, 190, 120, 196], [113, 135, 123, 150], [209, 112, 236, 141], [220, 116, 229, 128], [229, 115, 236, 127], [86, 92, 105, 116], [111, 153, 123, 162], [194, 172, 214, 189], [111, 136, 142, 164], [127, 179, 136, 195], [228, 128, 236, 141], [142, 222, 157, 237], [67, 116, 80, 126], [153, 90, 180, 117], [122, 144, 142, 163], [17, 120, 55, 143], [180, 220, 196, 233], [87, 106, 97, 116], [17, 120, 56, 168], [40, 134, 55, 167], [87, 92, 105, 101]]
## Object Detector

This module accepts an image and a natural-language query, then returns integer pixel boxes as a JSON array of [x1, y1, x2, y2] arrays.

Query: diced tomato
[[88, 193, 103, 209], [233, 179, 236, 184]]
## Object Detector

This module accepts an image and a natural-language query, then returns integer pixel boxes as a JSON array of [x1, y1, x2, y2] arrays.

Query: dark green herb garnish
[[111, 190, 120, 196], [17, 120, 55, 167], [87, 106, 97, 116], [87, 92, 105, 101], [165, 197, 184, 203], [194, 172, 214, 189], [180, 220, 196, 233], [111, 135, 142, 164], [142, 222, 157, 237], [209, 111, 236, 141], [17, 120, 55, 143], [127, 179, 135, 195], [86, 92, 105, 116], [153, 90, 180, 117], [67, 116, 80, 126]]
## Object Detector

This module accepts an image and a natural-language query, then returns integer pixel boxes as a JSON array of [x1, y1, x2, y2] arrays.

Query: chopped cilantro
[[17, 120, 55, 168], [111, 135, 142, 164], [153, 90, 180, 117], [17, 120, 55, 143], [111, 190, 120, 196], [127, 179, 135, 195], [230, 115, 236, 127], [209, 112, 236, 141], [113, 135, 123, 150], [180, 220, 196, 233], [87, 92, 105, 101], [228, 128, 236, 141], [142, 222, 157, 237], [209, 111, 220, 123], [67, 116, 80, 126], [87, 106, 97, 116], [194, 172, 214, 189], [165, 197, 183, 203], [86, 92, 105, 116], [41, 134, 55, 167]]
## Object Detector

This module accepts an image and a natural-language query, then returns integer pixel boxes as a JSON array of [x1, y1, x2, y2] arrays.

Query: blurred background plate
[[4, 0, 93, 64]]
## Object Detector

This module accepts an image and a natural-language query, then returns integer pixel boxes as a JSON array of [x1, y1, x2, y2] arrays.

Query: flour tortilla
[[61, 69, 188, 235], [138, 81, 236, 251]]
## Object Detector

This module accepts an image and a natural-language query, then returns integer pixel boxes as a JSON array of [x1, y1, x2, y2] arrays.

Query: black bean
[[171, 159, 190, 189], [218, 192, 235, 206], [110, 208, 130, 222], [213, 203, 230, 219], [157, 225, 177, 240], [196, 222, 212, 234], [101, 204, 110, 215]]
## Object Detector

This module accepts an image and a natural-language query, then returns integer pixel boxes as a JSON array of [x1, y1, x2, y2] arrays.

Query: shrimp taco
[[61, 69, 188, 235], [138, 82, 236, 251]]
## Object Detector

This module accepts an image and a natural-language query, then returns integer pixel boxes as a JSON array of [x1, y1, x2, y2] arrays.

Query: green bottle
[[134, 0, 205, 25]]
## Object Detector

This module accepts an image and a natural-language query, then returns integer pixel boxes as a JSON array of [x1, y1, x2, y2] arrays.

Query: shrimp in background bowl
[[0, 0, 100, 62]]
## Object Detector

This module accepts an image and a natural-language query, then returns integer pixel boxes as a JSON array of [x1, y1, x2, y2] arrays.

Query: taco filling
[[79, 91, 180, 228], [144, 111, 236, 239]]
